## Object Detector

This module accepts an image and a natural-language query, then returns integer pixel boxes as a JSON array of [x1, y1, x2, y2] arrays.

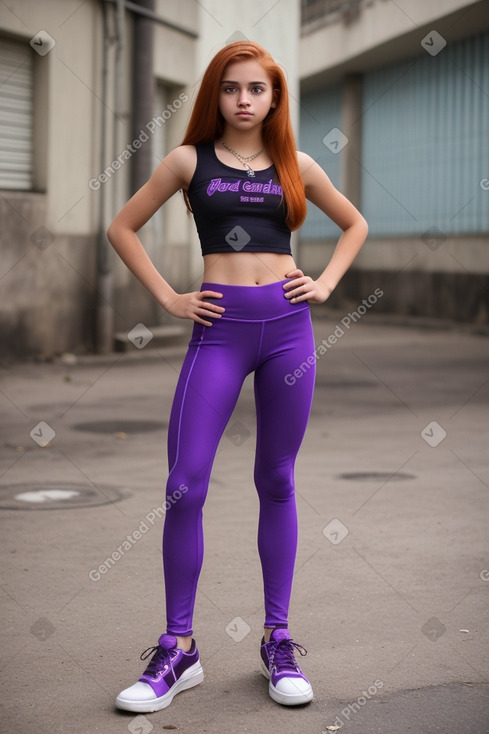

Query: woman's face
[[219, 59, 276, 132]]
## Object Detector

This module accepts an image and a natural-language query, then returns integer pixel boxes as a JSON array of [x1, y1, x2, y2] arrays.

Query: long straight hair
[[181, 41, 307, 231]]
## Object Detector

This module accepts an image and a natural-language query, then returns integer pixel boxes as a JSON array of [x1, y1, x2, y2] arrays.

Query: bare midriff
[[202, 251, 297, 286]]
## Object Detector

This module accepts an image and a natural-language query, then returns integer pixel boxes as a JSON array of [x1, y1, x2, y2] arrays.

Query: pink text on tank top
[[206, 177, 283, 197]]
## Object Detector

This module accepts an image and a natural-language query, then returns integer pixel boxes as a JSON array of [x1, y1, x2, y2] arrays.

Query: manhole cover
[[0, 482, 130, 510], [72, 420, 166, 434], [338, 472, 416, 482]]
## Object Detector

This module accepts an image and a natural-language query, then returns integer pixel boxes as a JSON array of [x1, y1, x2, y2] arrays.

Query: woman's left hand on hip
[[283, 269, 331, 304]]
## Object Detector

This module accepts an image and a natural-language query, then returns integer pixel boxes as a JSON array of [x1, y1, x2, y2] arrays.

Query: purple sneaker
[[260, 628, 313, 706], [116, 633, 203, 712]]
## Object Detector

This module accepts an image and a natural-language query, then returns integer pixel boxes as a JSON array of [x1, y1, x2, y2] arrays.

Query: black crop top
[[186, 142, 291, 256]]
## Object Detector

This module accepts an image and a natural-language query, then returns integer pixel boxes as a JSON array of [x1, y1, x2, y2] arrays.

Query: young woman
[[109, 41, 367, 713]]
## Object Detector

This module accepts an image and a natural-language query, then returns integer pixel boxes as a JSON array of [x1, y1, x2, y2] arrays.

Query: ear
[[270, 87, 279, 109]]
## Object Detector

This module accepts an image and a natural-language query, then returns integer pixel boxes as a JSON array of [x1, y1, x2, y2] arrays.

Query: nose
[[237, 90, 250, 107]]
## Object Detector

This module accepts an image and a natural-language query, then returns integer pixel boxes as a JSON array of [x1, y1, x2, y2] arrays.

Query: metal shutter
[[0, 37, 33, 190], [361, 30, 489, 236]]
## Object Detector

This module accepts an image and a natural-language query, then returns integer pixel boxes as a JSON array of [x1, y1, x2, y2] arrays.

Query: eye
[[223, 86, 237, 94], [252, 86, 265, 94]]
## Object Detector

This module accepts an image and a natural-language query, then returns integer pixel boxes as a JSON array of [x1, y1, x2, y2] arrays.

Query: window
[[0, 36, 34, 190]]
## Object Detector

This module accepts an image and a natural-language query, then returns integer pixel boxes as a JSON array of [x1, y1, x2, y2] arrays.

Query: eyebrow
[[220, 80, 268, 86]]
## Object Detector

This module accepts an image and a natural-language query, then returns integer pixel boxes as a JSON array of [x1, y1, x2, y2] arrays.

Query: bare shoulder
[[296, 150, 331, 190], [296, 150, 316, 174], [155, 144, 197, 190], [297, 150, 327, 187]]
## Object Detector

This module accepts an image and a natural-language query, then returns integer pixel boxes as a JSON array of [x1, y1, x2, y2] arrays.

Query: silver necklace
[[220, 140, 264, 177]]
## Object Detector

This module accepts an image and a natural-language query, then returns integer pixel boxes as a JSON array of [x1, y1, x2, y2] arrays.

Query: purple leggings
[[162, 280, 316, 636]]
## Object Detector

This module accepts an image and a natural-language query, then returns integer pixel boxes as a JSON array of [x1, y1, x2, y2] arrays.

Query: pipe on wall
[[95, 0, 116, 354], [130, 0, 155, 195]]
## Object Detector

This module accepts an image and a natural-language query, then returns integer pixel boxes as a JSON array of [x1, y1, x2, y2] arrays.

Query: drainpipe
[[95, 0, 114, 354], [95, 0, 125, 354], [113, 0, 126, 204], [130, 0, 155, 195]]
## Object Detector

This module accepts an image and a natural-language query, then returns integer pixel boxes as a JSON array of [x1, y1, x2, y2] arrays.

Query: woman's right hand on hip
[[164, 291, 225, 326]]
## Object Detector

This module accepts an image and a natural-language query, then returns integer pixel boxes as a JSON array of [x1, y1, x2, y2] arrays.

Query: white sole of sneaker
[[260, 660, 313, 706], [116, 660, 204, 713]]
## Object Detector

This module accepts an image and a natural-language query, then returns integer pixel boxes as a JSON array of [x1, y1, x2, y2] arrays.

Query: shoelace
[[139, 644, 173, 678], [265, 638, 308, 673]]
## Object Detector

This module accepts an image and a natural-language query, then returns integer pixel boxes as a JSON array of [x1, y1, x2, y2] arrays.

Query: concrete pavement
[[1, 310, 488, 733]]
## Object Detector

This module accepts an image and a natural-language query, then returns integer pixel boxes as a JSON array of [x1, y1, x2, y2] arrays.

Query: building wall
[[0, 1, 100, 357], [3, 0, 485, 360], [0, 0, 300, 358], [298, 0, 489, 323], [109, 1, 199, 337], [0, 0, 199, 357]]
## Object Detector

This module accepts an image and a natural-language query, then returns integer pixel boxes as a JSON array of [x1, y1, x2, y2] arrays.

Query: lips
[[236, 112, 253, 118]]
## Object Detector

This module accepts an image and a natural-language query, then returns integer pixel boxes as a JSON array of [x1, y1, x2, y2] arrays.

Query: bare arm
[[284, 152, 368, 303], [107, 146, 225, 326]]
